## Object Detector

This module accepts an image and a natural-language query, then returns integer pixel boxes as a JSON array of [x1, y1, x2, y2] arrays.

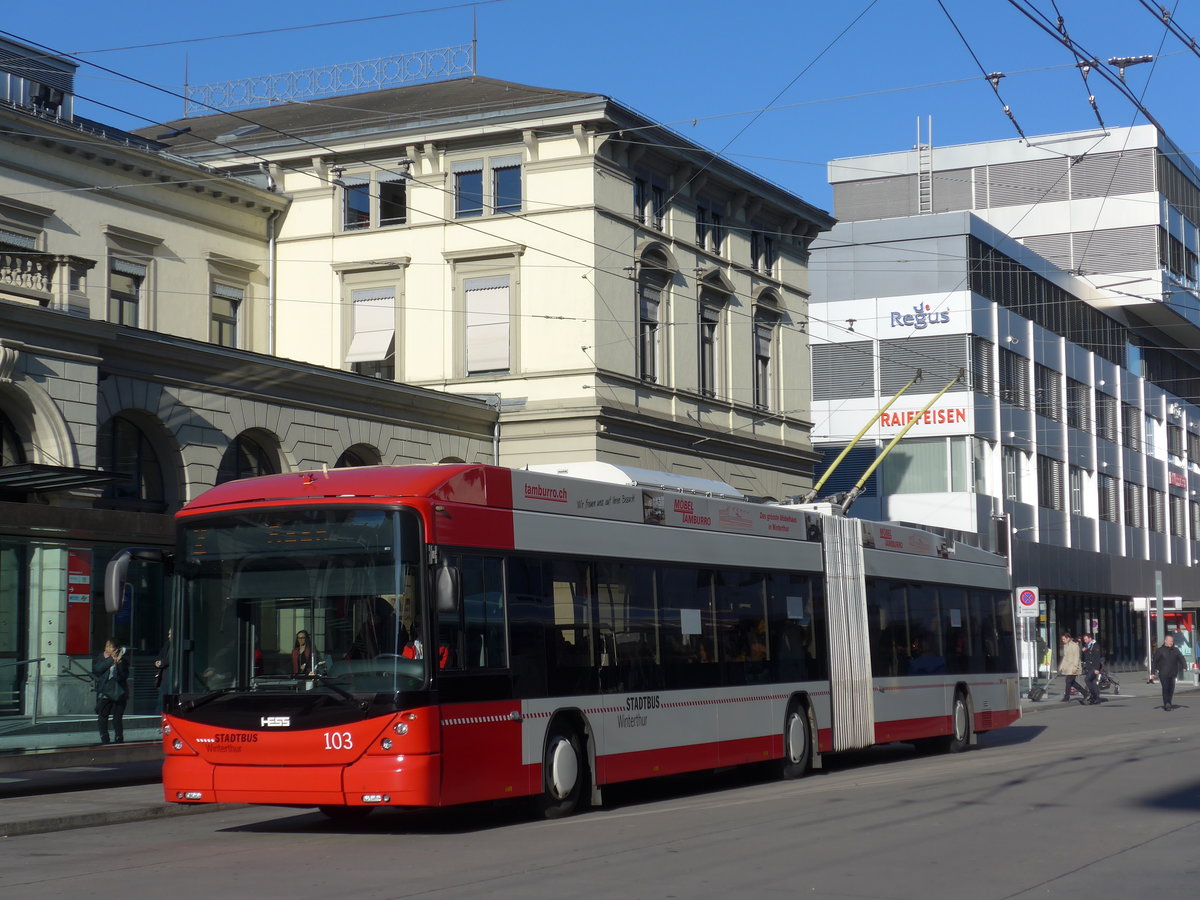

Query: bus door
[[822, 516, 875, 751]]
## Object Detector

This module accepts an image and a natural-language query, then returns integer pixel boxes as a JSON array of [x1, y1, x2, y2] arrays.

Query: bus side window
[[506, 556, 549, 698], [439, 554, 505, 670]]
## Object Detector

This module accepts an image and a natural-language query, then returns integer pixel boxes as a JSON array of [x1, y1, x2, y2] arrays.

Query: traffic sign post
[[1016, 586, 1039, 618], [1015, 586, 1040, 697]]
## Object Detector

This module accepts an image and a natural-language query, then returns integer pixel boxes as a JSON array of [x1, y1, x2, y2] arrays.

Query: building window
[[464, 275, 510, 375], [1191, 499, 1200, 537], [1037, 455, 1063, 510], [710, 210, 724, 255], [651, 185, 666, 231], [1168, 423, 1184, 458], [1170, 493, 1186, 537], [753, 309, 777, 410], [378, 173, 408, 226], [1096, 392, 1118, 442], [454, 162, 485, 218], [342, 177, 371, 230], [454, 156, 521, 218], [638, 280, 662, 383], [633, 178, 648, 225], [1066, 378, 1091, 431], [696, 206, 708, 249], [1099, 473, 1119, 522], [969, 336, 993, 395], [335, 444, 381, 468], [1069, 465, 1086, 516], [98, 414, 166, 512], [1002, 445, 1021, 501], [345, 287, 396, 380], [1121, 403, 1142, 451], [108, 258, 145, 326], [210, 283, 242, 348], [1189, 429, 1200, 462], [217, 432, 279, 484], [998, 348, 1028, 409], [1124, 481, 1144, 528], [493, 162, 522, 214], [1149, 488, 1167, 533], [0, 409, 26, 468], [1035, 364, 1062, 421], [698, 303, 720, 397]]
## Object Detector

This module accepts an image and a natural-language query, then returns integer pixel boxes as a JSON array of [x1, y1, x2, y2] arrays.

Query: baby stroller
[[1098, 667, 1120, 694]]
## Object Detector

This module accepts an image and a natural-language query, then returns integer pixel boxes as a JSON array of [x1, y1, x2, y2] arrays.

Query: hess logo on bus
[[261, 716, 291, 727]]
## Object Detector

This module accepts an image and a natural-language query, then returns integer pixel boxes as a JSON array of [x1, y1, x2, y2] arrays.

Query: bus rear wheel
[[537, 725, 586, 819], [946, 692, 971, 752], [779, 704, 812, 779]]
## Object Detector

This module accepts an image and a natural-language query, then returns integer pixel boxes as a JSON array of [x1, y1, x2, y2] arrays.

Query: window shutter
[[345, 288, 396, 363], [464, 276, 510, 373]]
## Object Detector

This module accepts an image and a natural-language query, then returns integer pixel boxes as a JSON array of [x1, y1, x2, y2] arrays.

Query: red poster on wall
[[66, 548, 92, 656]]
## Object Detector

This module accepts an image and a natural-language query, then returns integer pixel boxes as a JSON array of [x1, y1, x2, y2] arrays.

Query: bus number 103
[[323, 731, 353, 750]]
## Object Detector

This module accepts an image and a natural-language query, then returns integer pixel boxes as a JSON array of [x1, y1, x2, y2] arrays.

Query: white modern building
[[810, 127, 1200, 669]]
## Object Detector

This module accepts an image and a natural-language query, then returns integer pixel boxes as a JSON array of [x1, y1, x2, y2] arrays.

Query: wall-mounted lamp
[[1169, 403, 1183, 418], [1005, 335, 1019, 344]]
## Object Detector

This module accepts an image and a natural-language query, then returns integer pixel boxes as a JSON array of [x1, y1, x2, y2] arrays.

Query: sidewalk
[[1020, 669, 1200, 713]]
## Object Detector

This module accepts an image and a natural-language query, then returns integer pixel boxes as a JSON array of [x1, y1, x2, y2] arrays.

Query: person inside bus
[[403, 625, 450, 669], [348, 597, 400, 659], [292, 630, 314, 675]]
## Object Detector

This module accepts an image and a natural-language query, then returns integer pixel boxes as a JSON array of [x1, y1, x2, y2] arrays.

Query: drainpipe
[[267, 209, 279, 356]]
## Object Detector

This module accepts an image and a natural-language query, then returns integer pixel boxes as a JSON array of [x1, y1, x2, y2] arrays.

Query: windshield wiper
[[311, 674, 362, 707], [185, 687, 238, 711]]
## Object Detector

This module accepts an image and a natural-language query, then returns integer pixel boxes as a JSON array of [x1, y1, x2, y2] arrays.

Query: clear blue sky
[[5, 1, 1196, 211]]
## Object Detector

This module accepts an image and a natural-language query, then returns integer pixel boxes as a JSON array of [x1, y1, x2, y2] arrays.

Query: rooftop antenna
[[183, 53, 189, 119], [472, 7, 478, 75]]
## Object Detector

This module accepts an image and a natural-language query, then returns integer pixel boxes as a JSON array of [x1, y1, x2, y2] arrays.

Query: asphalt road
[[3, 689, 1198, 899]]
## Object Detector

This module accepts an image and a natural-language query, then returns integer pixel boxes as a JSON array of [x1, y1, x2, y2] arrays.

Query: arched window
[[697, 273, 731, 399], [217, 432, 279, 484], [637, 249, 674, 384], [0, 410, 25, 468], [98, 414, 166, 512], [335, 444, 381, 468], [753, 302, 780, 411]]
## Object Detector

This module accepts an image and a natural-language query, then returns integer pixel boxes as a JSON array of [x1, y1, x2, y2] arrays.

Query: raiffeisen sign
[[879, 407, 968, 428]]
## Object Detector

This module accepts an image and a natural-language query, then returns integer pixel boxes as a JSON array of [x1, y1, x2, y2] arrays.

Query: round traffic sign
[[1018, 589, 1037, 607]]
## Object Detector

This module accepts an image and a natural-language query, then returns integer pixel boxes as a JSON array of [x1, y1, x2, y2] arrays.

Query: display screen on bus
[[179, 507, 425, 697]]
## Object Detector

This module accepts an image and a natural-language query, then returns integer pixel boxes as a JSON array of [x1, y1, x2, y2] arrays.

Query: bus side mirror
[[435, 562, 461, 614], [104, 547, 171, 613]]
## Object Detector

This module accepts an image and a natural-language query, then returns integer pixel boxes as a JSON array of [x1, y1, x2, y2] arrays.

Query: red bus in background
[[106, 464, 1019, 820]]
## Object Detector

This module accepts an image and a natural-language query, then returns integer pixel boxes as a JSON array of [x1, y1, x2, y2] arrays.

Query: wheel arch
[[543, 708, 600, 807]]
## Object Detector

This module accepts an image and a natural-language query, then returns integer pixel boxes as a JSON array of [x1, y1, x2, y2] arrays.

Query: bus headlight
[[381, 738, 393, 750], [394, 722, 408, 735]]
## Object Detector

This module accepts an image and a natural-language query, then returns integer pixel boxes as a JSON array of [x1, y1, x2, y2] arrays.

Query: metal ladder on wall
[[917, 116, 933, 215]]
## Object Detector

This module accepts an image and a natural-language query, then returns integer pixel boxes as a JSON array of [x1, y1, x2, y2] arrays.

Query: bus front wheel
[[779, 704, 812, 779], [537, 725, 586, 819]]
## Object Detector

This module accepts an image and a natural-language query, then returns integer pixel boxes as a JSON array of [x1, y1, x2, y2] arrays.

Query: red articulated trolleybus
[[105, 463, 1019, 820]]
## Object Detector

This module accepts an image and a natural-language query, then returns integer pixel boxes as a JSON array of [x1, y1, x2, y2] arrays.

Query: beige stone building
[[150, 77, 835, 500], [0, 39, 494, 740]]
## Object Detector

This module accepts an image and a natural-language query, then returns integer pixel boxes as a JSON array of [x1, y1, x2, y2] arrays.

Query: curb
[[0, 801, 241, 839]]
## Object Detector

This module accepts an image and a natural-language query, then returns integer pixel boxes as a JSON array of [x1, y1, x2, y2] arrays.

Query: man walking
[[1080, 633, 1104, 705], [1058, 632, 1086, 702], [1152, 632, 1187, 711]]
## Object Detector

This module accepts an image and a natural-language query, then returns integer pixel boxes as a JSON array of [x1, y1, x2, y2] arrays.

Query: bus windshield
[[179, 507, 425, 697]]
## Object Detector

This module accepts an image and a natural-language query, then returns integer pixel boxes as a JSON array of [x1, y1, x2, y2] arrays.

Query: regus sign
[[890, 303, 949, 329]]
